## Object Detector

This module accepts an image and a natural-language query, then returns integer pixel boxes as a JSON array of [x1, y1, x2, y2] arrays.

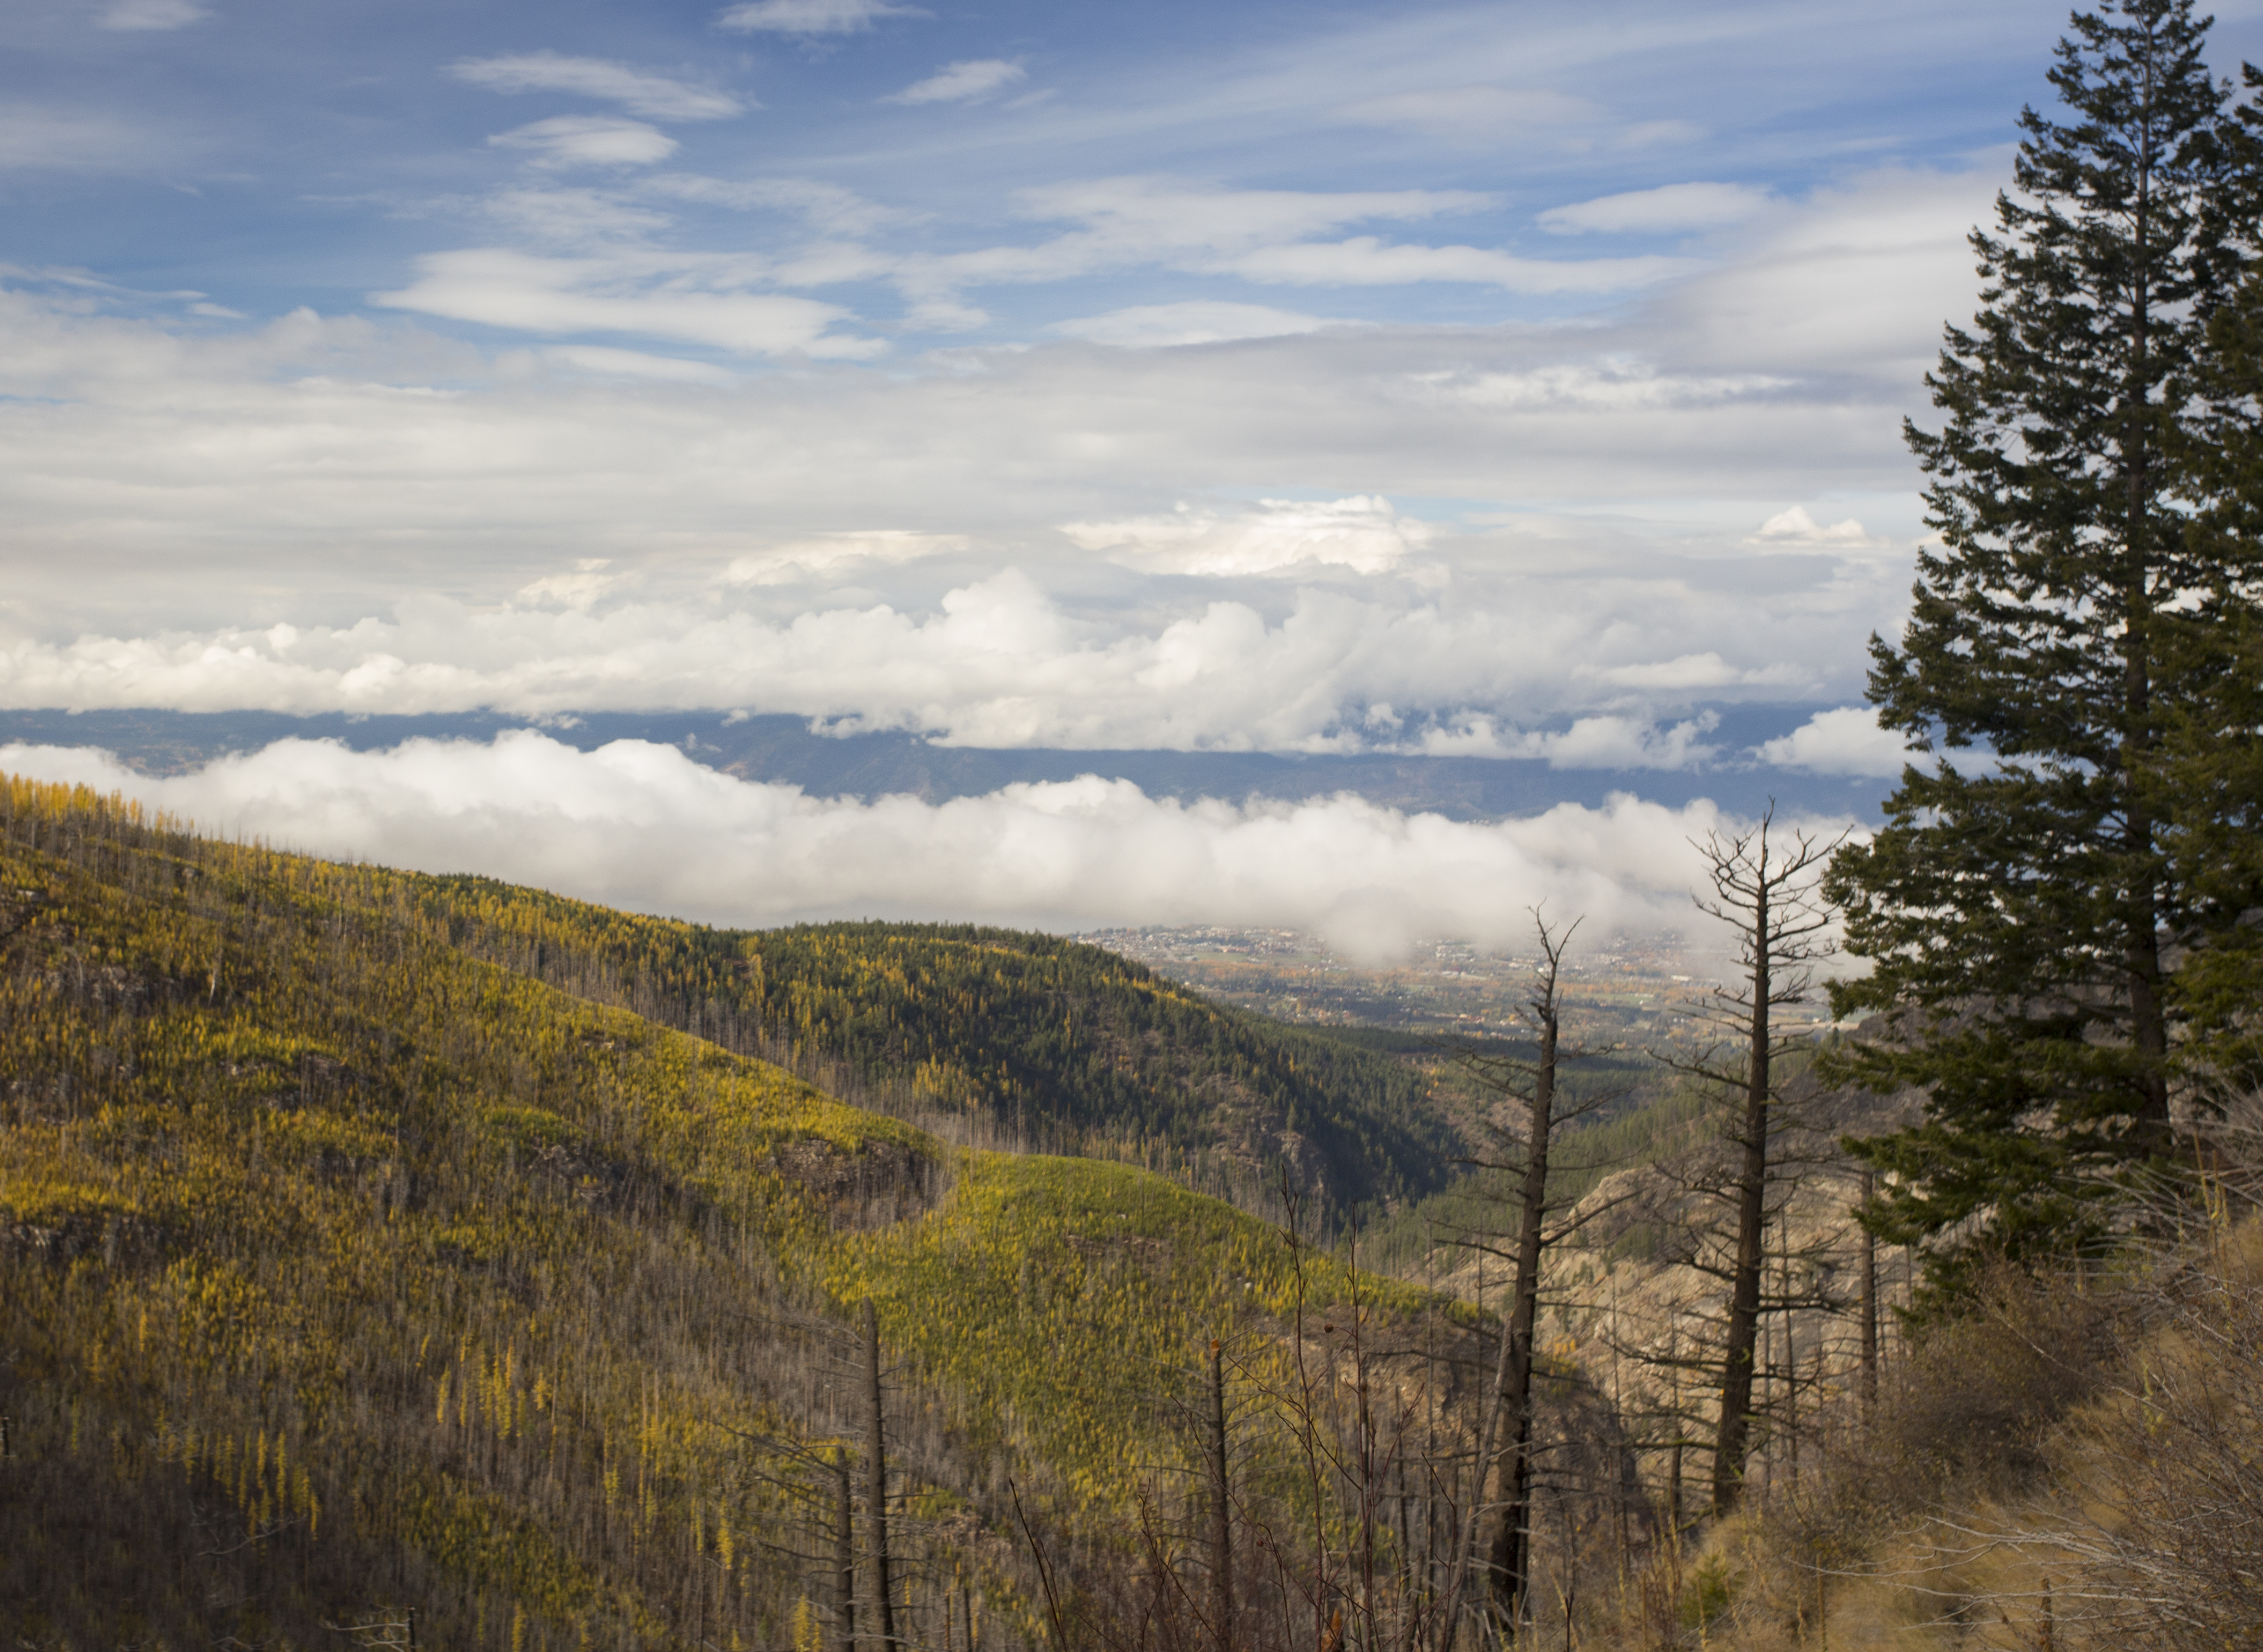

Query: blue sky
[[11, 0, 2138, 350], [5, 0, 2258, 942]]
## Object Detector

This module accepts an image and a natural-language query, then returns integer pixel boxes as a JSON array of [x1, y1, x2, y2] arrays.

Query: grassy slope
[[0, 779, 1455, 1650]]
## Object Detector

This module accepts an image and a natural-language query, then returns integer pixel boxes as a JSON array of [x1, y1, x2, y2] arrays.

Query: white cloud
[[1060, 496, 1431, 578], [1335, 86, 1597, 141], [1653, 164, 1999, 382], [1602, 653, 1804, 692], [1412, 712, 1720, 769], [722, 531, 968, 584], [518, 559, 622, 610], [491, 116, 680, 169], [1014, 176, 1491, 253], [0, 156, 1966, 724], [886, 60, 1027, 106], [716, 0, 922, 33], [371, 249, 882, 357], [893, 177, 1687, 305], [98, 0, 208, 31], [0, 734, 1844, 956], [451, 53, 744, 121], [0, 556, 1861, 753], [487, 188, 676, 245], [646, 175, 912, 237], [1219, 237, 1696, 294], [1748, 504, 1882, 547], [1758, 706, 1913, 777], [1045, 302, 1334, 348], [1539, 182, 1773, 235], [544, 345, 735, 384], [0, 109, 156, 171]]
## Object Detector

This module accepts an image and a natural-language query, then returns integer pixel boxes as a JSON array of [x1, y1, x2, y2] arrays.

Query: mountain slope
[[0, 777, 1465, 1651], [407, 879, 1462, 1218]]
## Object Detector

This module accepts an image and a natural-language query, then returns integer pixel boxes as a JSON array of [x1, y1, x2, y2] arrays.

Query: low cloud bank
[[0, 569, 1872, 757], [0, 733, 1859, 957]]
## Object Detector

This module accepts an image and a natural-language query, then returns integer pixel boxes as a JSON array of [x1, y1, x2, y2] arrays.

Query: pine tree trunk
[[1859, 1166, 1878, 1417], [864, 1299, 897, 1651], [1713, 866, 1772, 1515], [2124, 109, 2173, 1159]]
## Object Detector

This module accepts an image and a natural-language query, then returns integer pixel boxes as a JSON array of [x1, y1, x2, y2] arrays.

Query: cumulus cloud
[[716, 0, 923, 33], [1045, 302, 1335, 348], [1539, 182, 1773, 235], [886, 60, 1027, 106], [0, 560, 1863, 753], [1060, 497, 1432, 578], [491, 116, 680, 169], [0, 161, 1973, 713], [1758, 706, 1914, 777], [0, 734, 1846, 955], [1748, 505, 1882, 547], [98, 0, 208, 30], [1412, 713, 1721, 769]]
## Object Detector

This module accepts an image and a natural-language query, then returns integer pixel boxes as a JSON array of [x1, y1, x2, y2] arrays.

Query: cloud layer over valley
[[0, 733, 1845, 954], [0, 0, 2142, 937]]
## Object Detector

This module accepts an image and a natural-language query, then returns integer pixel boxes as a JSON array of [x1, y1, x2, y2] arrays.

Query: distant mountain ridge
[[0, 705, 1888, 820]]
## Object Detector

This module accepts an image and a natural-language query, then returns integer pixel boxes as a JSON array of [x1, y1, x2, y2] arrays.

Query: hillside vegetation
[[408, 879, 1462, 1221], [0, 778, 1476, 1650]]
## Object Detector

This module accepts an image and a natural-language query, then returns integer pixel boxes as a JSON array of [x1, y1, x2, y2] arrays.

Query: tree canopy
[[1825, 0, 2263, 1290]]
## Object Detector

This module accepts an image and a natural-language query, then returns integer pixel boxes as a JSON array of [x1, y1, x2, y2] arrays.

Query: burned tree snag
[[864, 1298, 898, 1651], [1484, 926, 1565, 1635], [1684, 807, 1841, 1516], [1209, 1340, 1233, 1651], [832, 1449, 857, 1652]]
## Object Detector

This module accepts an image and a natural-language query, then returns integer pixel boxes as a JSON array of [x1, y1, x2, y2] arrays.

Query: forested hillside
[[0, 776, 1502, 1651], [406, 879, 1462, 1222]]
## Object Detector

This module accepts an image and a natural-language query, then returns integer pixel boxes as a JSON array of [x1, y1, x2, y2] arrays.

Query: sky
[[8, 0, 2258, 949]]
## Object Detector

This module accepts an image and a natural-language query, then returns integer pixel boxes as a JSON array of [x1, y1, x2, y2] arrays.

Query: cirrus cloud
[[1539, 182, 1773, 235], [490, 116, 680, 169], [451, 53, 746, 121], [886, 59, 1027, 106], [716, 0, 924, 34]]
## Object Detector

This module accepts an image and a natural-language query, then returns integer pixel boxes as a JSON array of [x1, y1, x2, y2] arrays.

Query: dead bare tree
[[1433, 913, 1633, 1643], [1669, 806, 1846, 1517], [864, 1299, 900, 1651]]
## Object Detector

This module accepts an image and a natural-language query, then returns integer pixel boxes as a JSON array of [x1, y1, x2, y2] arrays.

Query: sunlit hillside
[[0, 776, 1483, 1650]]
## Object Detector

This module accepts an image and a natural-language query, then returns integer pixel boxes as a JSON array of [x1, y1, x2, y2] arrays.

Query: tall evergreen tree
[[1825, 0, 2254, 1292]]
